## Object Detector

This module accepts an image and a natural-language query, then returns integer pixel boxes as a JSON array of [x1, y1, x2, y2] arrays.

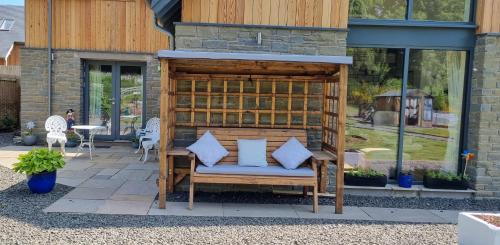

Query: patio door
[[85, 62, 145, 140]]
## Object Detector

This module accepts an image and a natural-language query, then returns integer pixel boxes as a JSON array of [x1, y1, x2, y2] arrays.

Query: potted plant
[[12, 148, 65, 194], [130, 135, 140, 148], [423, 170, 469, 190], [22, 121, 38, 146], [459, 212, 500, 245], [65, 131, 79, 148], [398, 170, 413, 188], [344, 168, 387, 187]]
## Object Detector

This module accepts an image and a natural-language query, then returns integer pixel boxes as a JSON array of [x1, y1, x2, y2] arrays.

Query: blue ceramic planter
[[398, 173, 413, 188], [27, 171, 57, 194]]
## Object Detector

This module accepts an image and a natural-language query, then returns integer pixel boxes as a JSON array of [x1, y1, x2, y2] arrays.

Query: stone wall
[[20, 48, 161, 141], [468, 34, 500, 198]]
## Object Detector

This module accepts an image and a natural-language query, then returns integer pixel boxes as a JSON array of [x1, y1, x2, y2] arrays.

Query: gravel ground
[[0, 132, 14, 147], [0, 166, 461, 244], [167, 191, 500, 211]]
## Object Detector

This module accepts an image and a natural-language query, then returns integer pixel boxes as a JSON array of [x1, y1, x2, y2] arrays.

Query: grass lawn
[[347, 126, 448, 161], [405, 127, 451, 138]]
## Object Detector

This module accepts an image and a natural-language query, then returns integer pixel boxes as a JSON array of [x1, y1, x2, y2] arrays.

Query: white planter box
[[458, 212, 500, 245]]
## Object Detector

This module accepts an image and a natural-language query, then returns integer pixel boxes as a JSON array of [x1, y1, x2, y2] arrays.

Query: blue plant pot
[[27, 171, 57, 194], [398, 173, 413, 188]]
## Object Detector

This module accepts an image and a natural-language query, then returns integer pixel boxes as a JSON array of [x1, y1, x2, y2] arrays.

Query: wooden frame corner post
[[159, 59, 170, 209], [335, 64, 348, 214]]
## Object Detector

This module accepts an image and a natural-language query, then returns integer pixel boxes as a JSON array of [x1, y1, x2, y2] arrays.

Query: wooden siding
[[476, 0, 500, 33], [181, 0, 349, 28], [25, 0, 169, 53], [4, 43, 23, 66]]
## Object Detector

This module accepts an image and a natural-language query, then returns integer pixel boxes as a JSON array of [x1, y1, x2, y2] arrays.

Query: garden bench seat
[[188, 127, 323, 213]]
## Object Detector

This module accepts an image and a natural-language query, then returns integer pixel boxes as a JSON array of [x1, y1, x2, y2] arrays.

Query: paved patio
[[0, 145, 489, 224]]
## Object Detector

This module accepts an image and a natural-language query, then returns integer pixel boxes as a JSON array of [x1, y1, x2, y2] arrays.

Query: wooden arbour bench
[[188, 127, 324, 213]]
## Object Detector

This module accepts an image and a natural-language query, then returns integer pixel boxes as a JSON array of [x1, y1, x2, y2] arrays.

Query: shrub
[[345, 168, 385, 178], [13, 149, 65, 175], [425, 170, 469, 181]]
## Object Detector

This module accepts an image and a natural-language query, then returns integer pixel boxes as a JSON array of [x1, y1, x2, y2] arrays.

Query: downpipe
[[47, 0, 53, 116]]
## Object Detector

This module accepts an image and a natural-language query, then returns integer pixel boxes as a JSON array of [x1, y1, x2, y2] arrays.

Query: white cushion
[[237, 139, 268, 167], [272, 137, 312, 170], [196, 165, 314, 177], [187, 131, 229, 167]]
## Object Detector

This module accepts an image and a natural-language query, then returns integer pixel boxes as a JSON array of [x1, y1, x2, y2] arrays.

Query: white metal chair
[[136, 117, 160, 162], [45, 115, 67, 155]]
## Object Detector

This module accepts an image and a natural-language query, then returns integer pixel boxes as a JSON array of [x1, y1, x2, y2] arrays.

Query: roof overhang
[[158, 50, 353, 77]]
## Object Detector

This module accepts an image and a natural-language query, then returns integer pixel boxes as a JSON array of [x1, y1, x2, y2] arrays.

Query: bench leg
[[189, 182, 194, 210], [313, 184, 319, 213]]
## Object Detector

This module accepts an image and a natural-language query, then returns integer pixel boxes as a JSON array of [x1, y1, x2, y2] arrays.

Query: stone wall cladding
[[20, 48, 160, 141], [173, 23, 347, 191], [468, 34, 500, 198]]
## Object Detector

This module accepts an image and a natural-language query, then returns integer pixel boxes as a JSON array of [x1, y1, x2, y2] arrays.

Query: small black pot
[[423, 175, 468, 190], [344, 174, 387, 187], [131, 142, 139, 149], [65, 141, 78, 148]]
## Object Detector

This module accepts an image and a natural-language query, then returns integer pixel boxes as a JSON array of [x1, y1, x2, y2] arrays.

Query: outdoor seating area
[[157, 51, 351, 214]]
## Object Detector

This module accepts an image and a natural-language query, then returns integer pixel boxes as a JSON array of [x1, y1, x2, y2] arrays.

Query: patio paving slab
[[110, 169, 154, 181], [293, 205, 373, 220], [0, 157, 18, 168], [114, 180, 158, 196], [360, 207, 448, 223], [62, 187, 117, 200], [61, 161, 96, 171], [149, 201, 224, 216], [44, 199, 105, 213], [56, 177, 88, 187], [124, 163, 159, 171], [223, 203, 298, 218], [96, 200, 153, 215], [78, 179, 126, 189], [430, 210, 462, 224], [110, 194, 156, 202], [96, 168, 121, 176]]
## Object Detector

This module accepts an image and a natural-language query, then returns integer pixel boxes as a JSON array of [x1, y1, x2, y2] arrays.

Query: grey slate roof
[[0, 5, 24, 59]]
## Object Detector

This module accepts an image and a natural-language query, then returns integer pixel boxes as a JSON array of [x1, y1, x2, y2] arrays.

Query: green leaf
[[12, 148, 66, 175]]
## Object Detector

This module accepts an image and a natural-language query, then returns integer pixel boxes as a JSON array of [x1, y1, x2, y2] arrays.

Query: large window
[[349, 0, 472, 22], [403, 50, 466, 179], [347, 48, 467, 180], [347, 48, 404, 178]]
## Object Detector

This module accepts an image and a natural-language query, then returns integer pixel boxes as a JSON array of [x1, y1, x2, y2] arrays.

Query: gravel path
[[0, 132, 14, 147], [0, 166, 459, 244]]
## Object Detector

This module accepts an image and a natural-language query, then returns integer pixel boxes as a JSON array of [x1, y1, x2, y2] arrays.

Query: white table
[[72, 125, 106, 160]]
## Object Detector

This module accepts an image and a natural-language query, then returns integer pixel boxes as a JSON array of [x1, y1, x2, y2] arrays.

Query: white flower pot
[[458, 212, 500, 245]]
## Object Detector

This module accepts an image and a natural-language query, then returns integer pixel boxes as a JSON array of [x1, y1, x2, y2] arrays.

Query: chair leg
[[313, 184, 319, 213], [61, 142, 66, 156], [189, 182, 194, 210], [143, 149, 149, 163]]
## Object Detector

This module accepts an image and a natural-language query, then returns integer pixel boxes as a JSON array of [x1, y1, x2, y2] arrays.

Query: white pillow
[[187, 131, 229, 167], [237, 139, 268, 167], [272, 137, 312, 170]]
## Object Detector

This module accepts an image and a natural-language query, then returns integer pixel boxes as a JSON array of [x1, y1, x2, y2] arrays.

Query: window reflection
[[413, 0, 471, 22], [349, 0, 407, 19]]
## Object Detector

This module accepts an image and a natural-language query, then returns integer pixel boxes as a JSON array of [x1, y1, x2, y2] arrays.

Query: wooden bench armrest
[[311, 150, 337, 163]]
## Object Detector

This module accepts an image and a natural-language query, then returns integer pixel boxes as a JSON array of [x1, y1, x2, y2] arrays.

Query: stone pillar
[[468, 33, 500, 198]]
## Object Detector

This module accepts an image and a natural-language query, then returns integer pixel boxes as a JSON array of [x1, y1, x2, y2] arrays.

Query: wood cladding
[[476, 0, 500, 33], [5, 43, 23, 66], [25, 0, 169, 53], [181, 0, 349, 28]]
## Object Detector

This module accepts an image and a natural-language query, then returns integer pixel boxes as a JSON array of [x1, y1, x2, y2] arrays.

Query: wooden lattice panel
[[175, 77, 327, 129]]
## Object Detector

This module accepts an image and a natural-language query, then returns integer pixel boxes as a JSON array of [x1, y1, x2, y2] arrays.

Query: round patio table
[[72, 125, 106, 160]]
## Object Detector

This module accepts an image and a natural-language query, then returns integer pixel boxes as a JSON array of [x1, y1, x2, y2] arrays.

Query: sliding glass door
[[85, 62, 145, 140]]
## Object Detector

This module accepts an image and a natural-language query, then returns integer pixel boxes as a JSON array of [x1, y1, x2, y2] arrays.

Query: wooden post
[[159, 59, 170, 209], [335, 64, 348, 214]]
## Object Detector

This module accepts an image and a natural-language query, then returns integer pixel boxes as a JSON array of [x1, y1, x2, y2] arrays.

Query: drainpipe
[[47, 0, 53, 116]]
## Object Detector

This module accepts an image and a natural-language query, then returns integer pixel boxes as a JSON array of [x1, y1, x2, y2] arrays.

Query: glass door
[[86, 62, 145, 140]]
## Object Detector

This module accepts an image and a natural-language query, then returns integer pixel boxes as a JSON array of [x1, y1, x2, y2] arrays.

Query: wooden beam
[[335, 64, 348, 214], [159, 59, 170, 209]]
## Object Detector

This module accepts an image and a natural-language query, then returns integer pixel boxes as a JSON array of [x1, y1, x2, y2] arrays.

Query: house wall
[[181, 0, 349, 29], [476, 0, 500, 34], [25, 0, 169, 53], [5, 43, 23, 66], [20, 48, 161, 139], [468, 34, 500, 198]]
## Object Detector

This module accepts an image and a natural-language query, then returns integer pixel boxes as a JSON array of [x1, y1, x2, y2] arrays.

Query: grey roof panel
[[0, 5, 24, 58], [157, 50, 353, 65]]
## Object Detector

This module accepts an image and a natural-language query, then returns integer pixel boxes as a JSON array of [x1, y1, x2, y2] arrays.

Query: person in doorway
[[66, 109, 76, 131]]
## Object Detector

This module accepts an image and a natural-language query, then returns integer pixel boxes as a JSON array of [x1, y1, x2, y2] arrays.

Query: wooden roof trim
[[158, 50, 353, 65]]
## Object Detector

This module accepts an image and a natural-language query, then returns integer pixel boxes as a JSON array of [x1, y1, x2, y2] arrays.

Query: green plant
[[425, 170, 469, 181], [0, 116, 17, 131], [66, 131, 79, 142], [22, 121, 36, 136], [345, 168, 385, 178], [13, 149, 65, 175]]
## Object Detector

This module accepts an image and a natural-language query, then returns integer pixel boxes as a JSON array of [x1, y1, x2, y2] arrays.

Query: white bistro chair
[[45, 115, 67, 155], [136, 117, 160, 162]]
